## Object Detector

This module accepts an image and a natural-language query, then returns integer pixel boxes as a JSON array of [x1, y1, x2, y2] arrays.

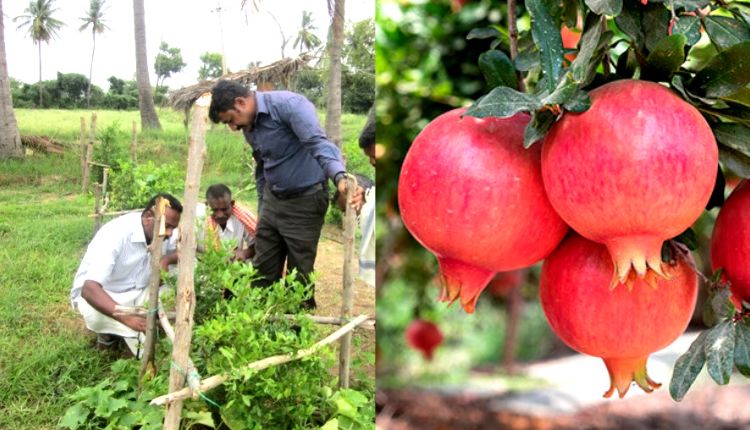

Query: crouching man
[[70, 193, 183, 358]]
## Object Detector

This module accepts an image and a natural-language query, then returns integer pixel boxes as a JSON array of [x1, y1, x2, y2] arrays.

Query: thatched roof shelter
[[167, 53, 315, 112]]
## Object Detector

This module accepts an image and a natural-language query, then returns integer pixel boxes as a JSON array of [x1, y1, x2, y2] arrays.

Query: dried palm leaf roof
[[167, 53, 315, 111]]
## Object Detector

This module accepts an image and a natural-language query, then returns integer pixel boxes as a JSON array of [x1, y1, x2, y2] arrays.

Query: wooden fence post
[[140, 197, 167, 383], [81, 113, 97, 193], [93, 184, 103, 233], [163, 93, 210, 430], [131, 121, 138, 162], [79, 117, 87, 189], [338, 175, 358, 389]]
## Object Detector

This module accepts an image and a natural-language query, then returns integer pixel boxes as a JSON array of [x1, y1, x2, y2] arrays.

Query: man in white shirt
[[71, 193, 182, 357]]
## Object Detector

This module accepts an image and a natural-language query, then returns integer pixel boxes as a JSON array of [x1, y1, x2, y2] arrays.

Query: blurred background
[[374, 1, 750, 429]]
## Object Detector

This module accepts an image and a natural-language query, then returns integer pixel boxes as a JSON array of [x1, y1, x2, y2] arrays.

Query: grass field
[[0, 107, 371, 428]]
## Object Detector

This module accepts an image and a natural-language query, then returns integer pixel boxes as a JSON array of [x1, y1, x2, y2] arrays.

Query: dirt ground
[[314, 224, 377, 380], [376, 384, 750, 430]]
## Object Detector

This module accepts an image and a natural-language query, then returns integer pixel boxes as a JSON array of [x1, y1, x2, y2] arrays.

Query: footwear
[[95, 333, 121, 351]]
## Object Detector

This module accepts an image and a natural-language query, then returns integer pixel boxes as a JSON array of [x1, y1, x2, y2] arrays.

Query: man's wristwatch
[[334, 172, 347, 185]]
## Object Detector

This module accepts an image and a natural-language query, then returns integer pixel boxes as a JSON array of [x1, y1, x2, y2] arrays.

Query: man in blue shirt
[[208, 80, 363, 309]]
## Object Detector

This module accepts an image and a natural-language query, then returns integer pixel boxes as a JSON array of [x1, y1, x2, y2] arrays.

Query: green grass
[[0, 107, 369, 428]]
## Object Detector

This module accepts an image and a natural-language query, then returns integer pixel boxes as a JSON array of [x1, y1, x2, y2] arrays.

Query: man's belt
[[271, 182, 325, 200]]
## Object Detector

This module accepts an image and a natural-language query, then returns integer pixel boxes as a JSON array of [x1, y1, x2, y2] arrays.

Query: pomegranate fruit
[[711, 180, 750, 304], [542, 80, 717, 285], [399, 108, 568, 312], [540, 233, 698, 398], [486, 269, 526, 297], [405, 319, 444, 360]]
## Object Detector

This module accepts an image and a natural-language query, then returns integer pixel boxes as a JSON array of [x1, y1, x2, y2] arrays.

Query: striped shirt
[[70, 212, 176, 305]]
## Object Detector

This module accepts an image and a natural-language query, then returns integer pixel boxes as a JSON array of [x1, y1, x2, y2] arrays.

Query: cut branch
[[151, 314, 372, 406]]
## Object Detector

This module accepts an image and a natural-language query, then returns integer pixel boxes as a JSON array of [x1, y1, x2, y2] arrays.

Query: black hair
[[209, 80, 252, 123], [205, 183, 232, 200], [142, 193, 183, 216], [358, 107, 375, 149], [333, 173, 374, 204]]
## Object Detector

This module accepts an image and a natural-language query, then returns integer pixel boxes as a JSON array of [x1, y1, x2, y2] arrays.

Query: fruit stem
[[602, 356, 661, 398], [436, 257, 495, 313]]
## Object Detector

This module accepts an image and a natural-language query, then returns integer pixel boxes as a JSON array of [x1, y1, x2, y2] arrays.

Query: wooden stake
[[338, 174, 358, 389], [502, 285, 523, 375], [79, 117, 87, 188], [81, 113, 97, 193], [93, 184, 103, 233], [163, 93, 210, 430], [131, 121, 138, 162], [139, 197, 168, 384], [151, 314, 372, 406], [158, 304, 202, 397]]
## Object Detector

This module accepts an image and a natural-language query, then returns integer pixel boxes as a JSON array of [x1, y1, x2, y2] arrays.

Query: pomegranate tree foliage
[[60, 246, 374, 429], [464, 0, 750, 402], [378, 0, 750, 402]]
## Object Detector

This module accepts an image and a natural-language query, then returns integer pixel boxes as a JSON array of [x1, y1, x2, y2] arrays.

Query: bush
[[107, 161, 183, 210]]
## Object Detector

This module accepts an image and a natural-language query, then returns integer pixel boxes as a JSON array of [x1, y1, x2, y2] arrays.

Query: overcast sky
[[3, 0, 374, 90]]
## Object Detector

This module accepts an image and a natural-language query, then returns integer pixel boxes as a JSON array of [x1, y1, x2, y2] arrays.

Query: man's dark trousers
[[253, 183, 329, 309]]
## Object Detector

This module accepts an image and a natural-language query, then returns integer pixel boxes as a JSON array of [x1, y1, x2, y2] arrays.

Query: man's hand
[[117, 314, 147, 333], [337, 178, 365, 214], [160, 252, 179, 271]]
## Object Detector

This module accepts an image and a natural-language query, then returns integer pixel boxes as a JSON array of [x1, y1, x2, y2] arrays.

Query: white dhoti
[[73, 288, 147, 358]]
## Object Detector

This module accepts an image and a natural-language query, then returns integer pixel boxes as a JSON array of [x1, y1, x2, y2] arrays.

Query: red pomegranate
[[711, 180, 750, 304], [399, 108, 568, 313], [486, 269, 526, 297], [542, 80, 717, 286], [405, 319, 444, 360], [540, 233, 698, 398], [561, 25, 581, 62]]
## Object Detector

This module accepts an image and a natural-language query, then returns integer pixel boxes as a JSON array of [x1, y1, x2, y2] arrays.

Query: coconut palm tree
[[0, 0, 22, 158], [293, 11, 321, 54], [79, 0, 109, 108], [132, 0, 161, 129], [13, 0, 64, 107], [324, 0, 345, 148]]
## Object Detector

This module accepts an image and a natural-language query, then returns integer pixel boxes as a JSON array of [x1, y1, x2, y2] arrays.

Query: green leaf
[[585, 0, 623, 16], [59, 403, 88, 429], [672, 16, 702, 46], [562, 89, 591, 112], [183, 410, 216, 428], [616, 2, 646, 51], [670, 331, 708, 401], [704, 321, 736, 385], [732, 5, 750, 29], [464, 87, 542, 118], [527, 0, 564, 91], [467, 27, 502, 40], [719, 146, 750, 178], [690, 41, 750, 98], [320, 418, 339, 430], [523, 110, 557, 148], [643, 5, 672, 53], [720, 87, 750, 108], [672, 227, 698, 251], [703, 16, 750, 52], [571, 18, 605, 84], [672, 0, 710, 9], [643, 34, 687, 79], [710, 287, 737, 323], [541, 78, 578, 106], [735, 322, 750, 377], [713, 123, 750, 159], [479, 50, 518, 89]]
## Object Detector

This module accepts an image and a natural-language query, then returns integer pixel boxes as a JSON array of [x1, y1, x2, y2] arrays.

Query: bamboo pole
[[81, 113, 97, 193], [283, 314, 375, 330], [139, 197, 168, 384], [151, 314, 372, 406], [79, 117, 87, 188], [338, 175, 358, 389], [163, 93, 210, 430], [158, 304, 202, 397], [131, 121, 138, 162]]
